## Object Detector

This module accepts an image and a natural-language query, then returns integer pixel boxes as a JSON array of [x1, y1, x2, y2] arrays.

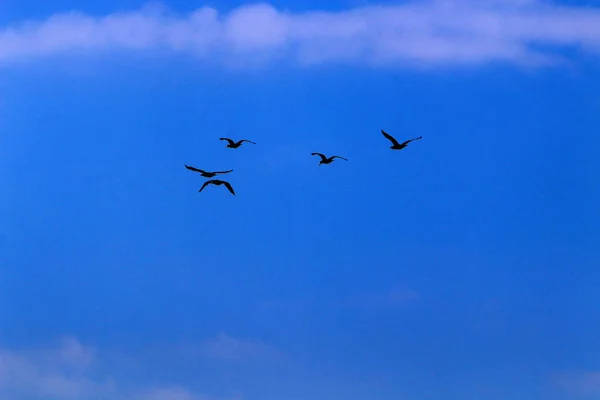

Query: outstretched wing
[[399, 136, 423, 146], [239, 139, 256, 145], [381, 129, 400, 147], [222, 181, 236, 195], [311, 152, 327, 161], [185, 164, 206, 174], [199, 180, 215, 192], [331, 156, 348, 161], [219, 137, 235, 145], [213, 169, 233, 175]]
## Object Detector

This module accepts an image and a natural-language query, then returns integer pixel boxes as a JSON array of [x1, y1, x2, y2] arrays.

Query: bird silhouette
[[219, 137, 256, 148], [199, 179, 236, 195], [185, 164, 233, 178], [311, 152, 348, 165], [381, 129, 422, 150]]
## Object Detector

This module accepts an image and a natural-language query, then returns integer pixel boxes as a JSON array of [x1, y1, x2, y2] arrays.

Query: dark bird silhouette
[[185, 164, 233, 178], [199, 179, 236, 195], [381, 129, 422, 150], [219, 137, 256, 148], [311, 152, 348, 165]]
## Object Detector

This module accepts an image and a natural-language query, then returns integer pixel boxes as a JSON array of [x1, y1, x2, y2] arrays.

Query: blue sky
[[1, 0, 600, 399]]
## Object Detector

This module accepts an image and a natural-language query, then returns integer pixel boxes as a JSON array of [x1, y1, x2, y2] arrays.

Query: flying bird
[[198, 179, 236, 195], [311, 152, 348, 165], [185, 164, 233, 178], [381, 129, 422, 150], [219, 137, 256, 148]]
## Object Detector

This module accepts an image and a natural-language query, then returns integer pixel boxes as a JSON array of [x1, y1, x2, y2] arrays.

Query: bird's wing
[[223, 181, 236, 195], [213, 169, 233, 174], [219, 137, 235, 145], [400, 136, 422, 146], [240, 140, 256, 144], [199, 180, 214, 192], [185, 164, 206, 174], [381, 129, 400, 146], [332, 156, 348, 161], [311, 152, 327, 161]]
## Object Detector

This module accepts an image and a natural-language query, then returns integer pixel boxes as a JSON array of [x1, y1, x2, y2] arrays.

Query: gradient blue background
[[1, 1, 600, 399]]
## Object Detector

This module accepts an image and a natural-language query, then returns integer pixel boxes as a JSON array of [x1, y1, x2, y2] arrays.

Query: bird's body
[[219, 137, 256, 148], [311, 152, 348, 165], [199, 179, 236, 195], [185, 164, 233, 178], [381, 129, 422, 150]]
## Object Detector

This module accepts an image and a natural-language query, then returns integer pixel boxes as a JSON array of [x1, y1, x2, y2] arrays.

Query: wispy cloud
[[1, 0, 600, 69], [554, 370, 600, 397], [259, 286, 420, 310], [351, 287, 421, 308], [200, 333, 281, 361], [135, 387, 242, 400], [0, 336, 243, 400], [386, 288, 421, 304], [168, 333, 282, 363]]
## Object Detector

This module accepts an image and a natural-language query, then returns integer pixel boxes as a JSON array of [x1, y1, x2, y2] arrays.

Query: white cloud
[[0, 0, 599, 69], [0, 336, 244, 400], [0, 336, 103, 399]]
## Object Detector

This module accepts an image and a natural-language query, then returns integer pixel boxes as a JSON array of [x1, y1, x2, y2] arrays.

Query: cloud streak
[[1, 0, 600, 69]]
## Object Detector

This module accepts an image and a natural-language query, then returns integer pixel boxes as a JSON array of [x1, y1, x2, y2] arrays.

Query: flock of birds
[[185, 130, 423, 195]]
